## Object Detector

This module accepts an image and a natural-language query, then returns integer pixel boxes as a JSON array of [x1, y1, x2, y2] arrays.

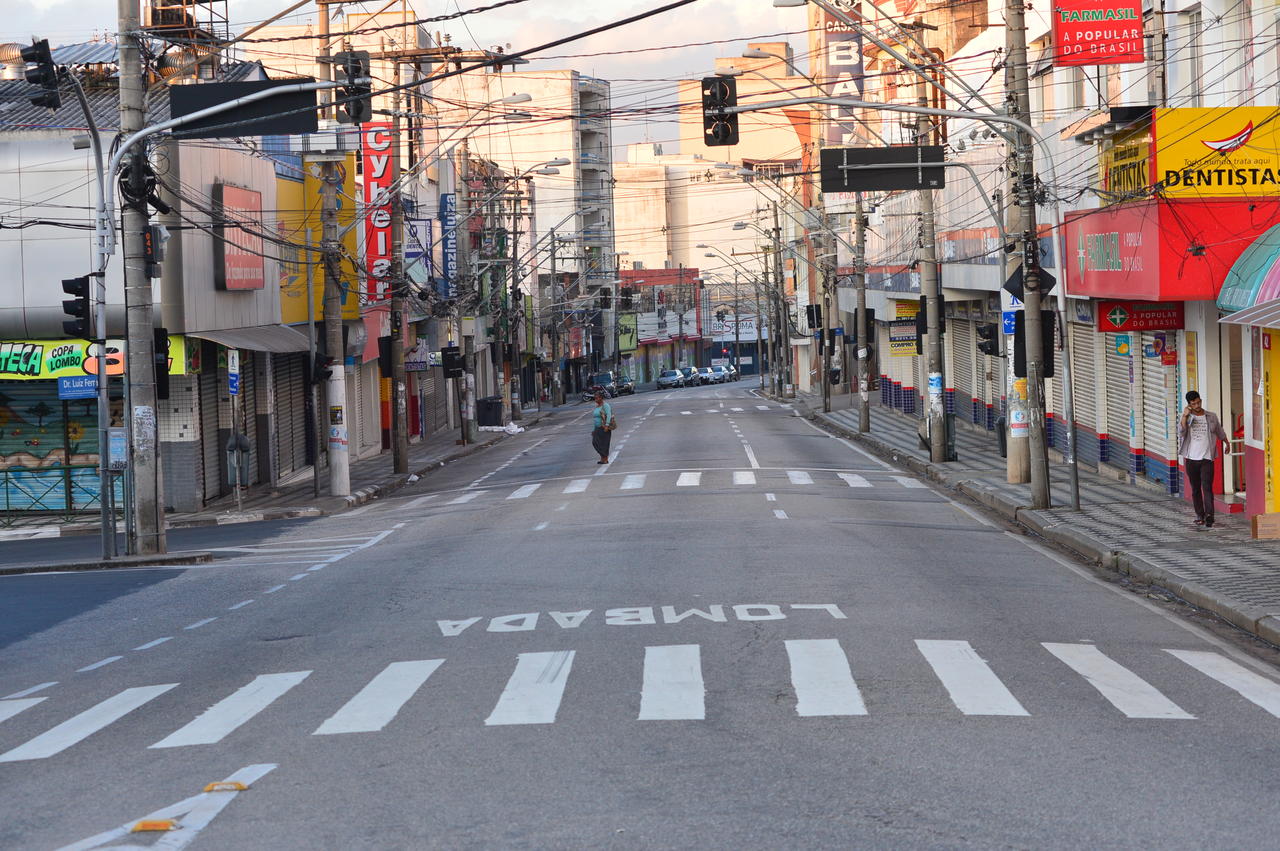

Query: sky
[[1, 0, 809, 155]]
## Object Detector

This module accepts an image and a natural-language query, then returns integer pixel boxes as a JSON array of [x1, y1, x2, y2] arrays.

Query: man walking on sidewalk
[[1178, 391, 1230, 528]]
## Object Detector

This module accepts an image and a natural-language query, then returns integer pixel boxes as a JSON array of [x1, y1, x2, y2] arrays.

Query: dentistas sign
[[1052, 0, 1144, 66]]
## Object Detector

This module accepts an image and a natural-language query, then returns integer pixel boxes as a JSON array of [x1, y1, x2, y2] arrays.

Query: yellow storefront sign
[[1100, 123, 1152, 196], [893, 299, 920, 320], [618, 313, 638, 352], [0, 336, 189, 380], [277, 154, 361, 324], [1155, 107, 1280, 198]]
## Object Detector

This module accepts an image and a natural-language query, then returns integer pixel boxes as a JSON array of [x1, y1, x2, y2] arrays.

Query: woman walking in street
[[591, 390, 614, 464]]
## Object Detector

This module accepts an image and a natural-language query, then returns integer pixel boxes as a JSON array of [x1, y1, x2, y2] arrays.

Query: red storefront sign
[[213, 184, 265, 290], [362, 121, 394, 300], [1097, 300, 1185, 332], [1052, 0, 1144, 66]]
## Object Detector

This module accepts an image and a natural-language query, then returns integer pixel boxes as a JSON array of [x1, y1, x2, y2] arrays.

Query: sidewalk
[[2, 407, 558, 539], [795, 389, 1280, 648]]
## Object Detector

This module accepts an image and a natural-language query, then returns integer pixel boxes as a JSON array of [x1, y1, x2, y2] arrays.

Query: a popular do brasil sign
[[1053, 0, 1144, 66]]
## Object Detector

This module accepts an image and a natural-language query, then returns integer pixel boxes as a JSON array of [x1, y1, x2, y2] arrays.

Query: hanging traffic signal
[[154, 328, 171, 401], [701, 76, 739, 147], [21, 39, 61, 110], [61, 275, 92, 339], [806, 303, 822, 330], [1012, 310, 1056, 378], [913, 295, 946, 354], [976, 322, 1000, 356], [333, 51, 372, 124]]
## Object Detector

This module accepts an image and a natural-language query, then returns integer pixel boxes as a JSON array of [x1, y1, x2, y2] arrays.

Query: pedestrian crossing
[[653, 403, 782, 417], [203, 530, 396, 568], [3, 641, 1278, 762]]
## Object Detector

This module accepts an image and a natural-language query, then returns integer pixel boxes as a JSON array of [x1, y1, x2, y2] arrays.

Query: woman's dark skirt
[[592, 426, 612, 458]]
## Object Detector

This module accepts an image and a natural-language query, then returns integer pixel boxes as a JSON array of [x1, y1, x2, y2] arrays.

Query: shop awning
[[188, 325, 309, 353], [1219, 297, 1280, 329], [1217, 223, 1280, 313]]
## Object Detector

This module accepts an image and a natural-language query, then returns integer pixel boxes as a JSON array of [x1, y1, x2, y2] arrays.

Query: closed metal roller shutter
[[198, 365, 222, 502], [429, 370, 449, 433], [238, 351, 259, 485], [950, 320, 973, 405], [1050, 335, 1065, 419], [347, 364, 362, 457], [1104, 334, 1132, 454], [1069, 324, 1097, 431], [273, 353, 308, 476], [1141, 331, 1176, 463]]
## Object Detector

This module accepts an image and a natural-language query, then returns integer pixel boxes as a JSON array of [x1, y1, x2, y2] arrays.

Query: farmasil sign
[[1052, 0, 1144, 66]]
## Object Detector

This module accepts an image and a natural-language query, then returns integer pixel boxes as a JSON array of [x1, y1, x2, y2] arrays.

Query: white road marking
[[621, 474, 646, 490], [314, 660, 444, 735], [680, 411, 692, 415], [151, 671, 312, 748], [289, 573, 309, 581], [785, 639, 867, 716], [1167, 649, 1280, 716], [893, 476, 928, 489], [731, 407, 744, 412], [756, 405, 770, 410], [534, 521, 549, 531], [76, 656, 122, 673], [0, 697, 45, 724], [639, 645, 705, 720], [705, 409, 718, 414], [645, 405, 656, 415], [563, 479, 590, 494], [766, 493, 776, 502], [0, 684, 177, 762], [733, 471, 756, 485], [184, 617, 217, 630], [264, 584, 286, 594], [4, 682, 56, 700], [307, 564, 326, 572], [134, 637, 172, 651], [485, 651, 575, 726], [344, 504, 377, 517], [404, 494, 437, 510], [677, 472, 702, 487], [838, 473, 872, 488], [774, 509, 789, 520], [1043, 643, 1193, 719], [744, 444, 760, 469], [228, 600, 254, 611], [448, 491, 481, 505], [787, 470, 814, 485], [915, 640, 1029, 716], [507, 483, 541, 500]]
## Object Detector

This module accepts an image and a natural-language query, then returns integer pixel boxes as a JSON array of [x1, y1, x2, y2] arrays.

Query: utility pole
[[1007, 0, 1051, 506], [732, 268, 741, 375], [388, 48, 409, 474], [820, 227, 833, 414], [549, 231, 562, 406], [854, 192, 870, 432], [508, 180, 525, 422], [914, 50, 947, 464], [457, 140, 478, 443], [771, 201, 787, 396], [118, 0, 165, 554]]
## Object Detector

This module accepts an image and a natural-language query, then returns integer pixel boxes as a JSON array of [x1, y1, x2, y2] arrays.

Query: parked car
[[657, 369, 685, 390], [698, 366, 720, 384], [711, 365, 731, 383], [722, 363, 738, 381], [679, 366, 701, 387], [591, 372, 617, 396], [615, 375, 636, 395]]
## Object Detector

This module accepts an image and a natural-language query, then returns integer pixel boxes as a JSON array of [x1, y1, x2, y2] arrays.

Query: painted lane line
[[680, 411, 692, 416], [0, 697, 45, 725], [307, 564, 326, 572], [314, 660, 444, 735], [228, 600, 254, 611], [1166, 649, 1280, 716], [744, 444, 760, 469], [485, 651, 575, 726], [645, 405, 656, 415], [915, 640, 1029, 716], [264, 584, 286, 594], [893, 476, 928, 489], [76, 656, 123, 673], [731, 407, 744, 412], [507, 483, 541, 500], [184, 617, 218, 630], [404, 494, 437, 510], [766, 493, 777, 502], [289, 573, 309, 581], [677, 472, 702, 487], [787, 470, 814, 485], [705, 409, 719, 414], [134, 637, 172, 651], [534, 521, 549, 531], [733, 471, 756, 485], [151, 671, 312, 749], [785, 639, 867, 716], [344, 504, 376, 518], [756, 405, 770, 410], [621, 474, 646, 490], [838, 473, 872, 488], [563, 479, 590, 494], [0, 684, 177, 762], [448, 492, 482, 505], [1043, 643, 1193, 719], [4, 682, 56, 700], [774, 509, 789, 520], [639, 645, 705, 720]]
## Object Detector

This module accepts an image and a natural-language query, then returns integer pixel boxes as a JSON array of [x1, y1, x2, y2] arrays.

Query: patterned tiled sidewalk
[[797, 391, 1280, 646]]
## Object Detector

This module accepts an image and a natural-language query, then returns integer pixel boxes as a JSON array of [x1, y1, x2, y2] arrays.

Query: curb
[[0, 550, 213, 576]]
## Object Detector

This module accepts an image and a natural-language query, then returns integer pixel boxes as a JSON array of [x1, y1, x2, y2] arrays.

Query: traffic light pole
[[917, 73, 947, 464], [854, 192, 870, 433], [389, 53, 409, 474]]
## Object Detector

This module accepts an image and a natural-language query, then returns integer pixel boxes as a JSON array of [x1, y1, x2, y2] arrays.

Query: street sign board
[[107, 427, 128, 471], [227, 349, 240, 396], [1096, 300, 1185, 332], [819, 145, 946, 192], [1002, 311, 1018, 335], [57, 374, 98, 400], [169, 80, 319, 139]]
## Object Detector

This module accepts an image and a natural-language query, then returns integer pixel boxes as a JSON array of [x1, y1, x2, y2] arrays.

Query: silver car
[[657, 369, 684, 390]]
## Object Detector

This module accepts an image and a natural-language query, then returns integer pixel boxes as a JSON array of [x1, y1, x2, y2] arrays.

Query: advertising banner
[[0, 336, 188, 381], [888, 321, 918, 356], [1097, 300, 1185, 332], [362, 121, 395, 299], [1052, 0, 1144, 66], [439, 193, 458, 298], [213, 184, 266, 290], [1154, 107, 1280, 197], [808, 0, 863, 145], [1100, 123, 1153, 196], [404, 218, 433, 286], [277, 153, 360, 324], [618, 314, 638, 352]]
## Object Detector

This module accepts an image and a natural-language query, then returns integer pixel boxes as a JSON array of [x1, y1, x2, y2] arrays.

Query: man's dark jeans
[[1186, 458, 1215, 522]]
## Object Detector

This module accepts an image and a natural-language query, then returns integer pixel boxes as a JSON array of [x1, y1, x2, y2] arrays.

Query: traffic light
[[598, 288, 612, 310], [333, 51, 372, 124], [21, 39, 60, 110], [620, 287, 633, 310], [308, 353, 333, 385], [913, 295, 946, 354], [1012, 310, 1056, 378], [701, 76, 739, 147], [976, 322, 1000, 356], [154, 328, 170, 401], [806, 303, 823, 330], [61, 275, 92, 339]]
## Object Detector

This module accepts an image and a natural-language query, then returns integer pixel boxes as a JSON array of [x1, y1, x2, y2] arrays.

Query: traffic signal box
[[333, 51, 372, 124], [1012, 310, 1055, 378], [61, 276, 92, 339], [913, 295, 945, 355], [701, 77, 739, 147], [22, 39, 60, 110], [976, 322, 1000, 356]]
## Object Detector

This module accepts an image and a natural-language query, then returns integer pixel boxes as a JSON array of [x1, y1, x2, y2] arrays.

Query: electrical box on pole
[[61, 275, 93, 338], [1012, 310, 1055, 378], [334, 51, 372, 125], [701, 76, 739, 147], [21, 39, 61, 110]]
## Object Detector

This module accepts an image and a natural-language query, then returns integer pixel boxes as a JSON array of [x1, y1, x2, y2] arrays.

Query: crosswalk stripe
[[0, 684, 177, 762], [150, 672, 312, 749], [787, 470, 813, 485], [784, 639, 866, 716], [507, 484, 541, 500], [621, 474, 646, 490], [563, 479, 590, 494], [915, 640, 1029, 716], [733, 471, 756, 485], [705, 409, 719, 414], [731, 407, 744, 411], [893, 476, 928, 489], [485, 651, 575, 726], [0, 697, 46, 725], [756, 405, 769, 410], [639, 645, 705, 720], [314, 660, 444, 735], [677, 472, 702, 487], [837, 473, 871, 488], [680, 411, 692, 415], [1043, 644, 1193, 719], [448, 492, 481, 505], [1166, 649, 1280, 717], [404, 494, 437, 510]]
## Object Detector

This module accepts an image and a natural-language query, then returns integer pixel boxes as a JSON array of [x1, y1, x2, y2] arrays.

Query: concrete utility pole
[[456, 140, 478, 443], [388, 52, 409, 473], [1006, 0, 1051, 506], [117, 0, 165, 554], [820, 227, 833, 414], [853, 192, 871, 433], [915, 57, 946, 464], [771, 201, 787, 395], [549, 231, 562, 406]]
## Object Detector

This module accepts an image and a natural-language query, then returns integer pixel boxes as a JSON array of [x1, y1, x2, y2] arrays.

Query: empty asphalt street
[[4, 380, 1280, 849]]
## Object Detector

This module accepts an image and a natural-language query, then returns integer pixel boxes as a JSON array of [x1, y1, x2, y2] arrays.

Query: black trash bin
[[476, 396, 502, 427]]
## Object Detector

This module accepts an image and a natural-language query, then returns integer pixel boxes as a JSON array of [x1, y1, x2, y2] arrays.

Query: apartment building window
[[1186, 8, 1204, 107]]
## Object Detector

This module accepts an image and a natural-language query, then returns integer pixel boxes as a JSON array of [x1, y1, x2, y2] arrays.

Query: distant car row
[[656, 364, 738, 389]]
